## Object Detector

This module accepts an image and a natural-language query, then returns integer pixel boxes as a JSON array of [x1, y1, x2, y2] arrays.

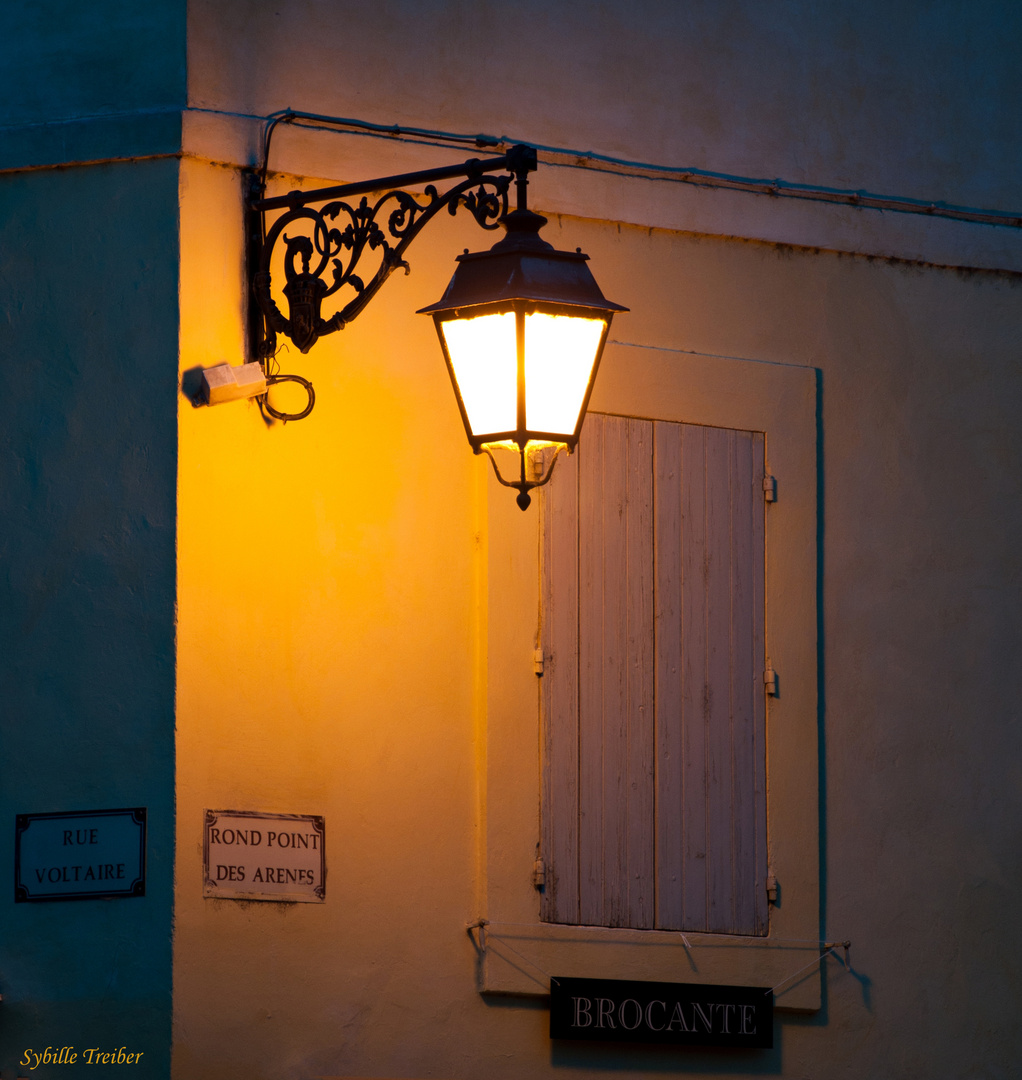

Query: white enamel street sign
[[203, 809, 325, 902]]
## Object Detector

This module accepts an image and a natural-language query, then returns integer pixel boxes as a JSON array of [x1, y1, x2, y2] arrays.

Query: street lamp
[[419, 196, 626, 508], [241, 122, 626, 509]]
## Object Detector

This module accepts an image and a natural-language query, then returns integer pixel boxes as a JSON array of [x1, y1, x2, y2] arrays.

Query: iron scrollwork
[[252, 170, 513, 360]]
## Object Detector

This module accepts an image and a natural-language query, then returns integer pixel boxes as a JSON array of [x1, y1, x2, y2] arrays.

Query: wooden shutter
[[541, 414, 767, 935]]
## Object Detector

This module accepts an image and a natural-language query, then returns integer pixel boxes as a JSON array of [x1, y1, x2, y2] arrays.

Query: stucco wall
[[2, 2, 1019, 1079], [174, 157, 488, 1080], [188, 0, 1022, 213], [173, 146, 1022, 1078], [0, 159, 180, 1078], [0, 0, 185, 127]]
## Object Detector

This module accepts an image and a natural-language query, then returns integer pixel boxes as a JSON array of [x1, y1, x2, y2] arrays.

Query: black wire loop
[[261, 373, 316, 422]]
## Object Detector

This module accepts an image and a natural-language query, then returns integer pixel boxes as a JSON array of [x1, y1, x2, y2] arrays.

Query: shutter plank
[[541, 446, 580, 924], [598, 415, 627, 927], [625, 419, 655, 929], [729, 430, 758, 934], [579, 414, 608, 925], [602, 416, 629, 927], [679, 424, 709, 931], [704, 426, 734, 934], [654, 422, 684, 929]]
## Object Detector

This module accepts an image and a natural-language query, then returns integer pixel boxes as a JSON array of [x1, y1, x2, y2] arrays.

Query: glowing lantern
[[419, 207, 627, 509]]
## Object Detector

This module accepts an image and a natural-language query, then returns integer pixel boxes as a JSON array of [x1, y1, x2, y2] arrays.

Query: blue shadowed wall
[[0, 157, 180, 1079]]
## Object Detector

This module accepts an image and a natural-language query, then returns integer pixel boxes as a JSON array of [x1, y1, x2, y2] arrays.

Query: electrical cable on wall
[[247, 105, 1020, 421], [254, 108, 1022, 230], [248, 113, 321, 423]]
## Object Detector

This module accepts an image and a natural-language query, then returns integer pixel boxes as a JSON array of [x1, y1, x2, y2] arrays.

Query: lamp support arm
[[251, 146, 535, 213], [247, 145, 538, 363]]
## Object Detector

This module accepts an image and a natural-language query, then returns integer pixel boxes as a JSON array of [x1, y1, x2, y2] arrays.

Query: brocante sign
[[550, 976, 773, 1048]]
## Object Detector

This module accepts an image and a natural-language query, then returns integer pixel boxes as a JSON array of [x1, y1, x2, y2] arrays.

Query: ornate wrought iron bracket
[[247, 145, 538, 370]]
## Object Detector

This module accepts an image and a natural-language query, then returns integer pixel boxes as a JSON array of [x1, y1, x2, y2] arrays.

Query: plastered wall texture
[[0, 0, 187, 171], [2, 2, 1021, 1080], [187, 0, 1022, 214], [0, 6, 184, 1068], [171, 170, 1022, 1080], [0, 160, 180, 1078], [0, 0, 185, 126]]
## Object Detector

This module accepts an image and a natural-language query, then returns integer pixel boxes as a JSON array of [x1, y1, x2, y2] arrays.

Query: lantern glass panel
[[441, 311, 517, 437], [524, 313, 606, 436]]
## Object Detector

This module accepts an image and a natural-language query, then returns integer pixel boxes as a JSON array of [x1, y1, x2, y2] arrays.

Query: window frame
[[481, 343, 820, 1011]]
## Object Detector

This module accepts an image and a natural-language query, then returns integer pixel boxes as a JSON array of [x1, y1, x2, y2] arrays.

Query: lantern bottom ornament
[[480, 441, 565, 511]]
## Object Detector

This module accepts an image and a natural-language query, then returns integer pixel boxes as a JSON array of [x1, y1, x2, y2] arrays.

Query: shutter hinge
[[763, 474, 777, 502], [532, 857, 546, 889], [764, 666, 778, 696], [766, 870, 779, 905], [533, 648, 545, 675]]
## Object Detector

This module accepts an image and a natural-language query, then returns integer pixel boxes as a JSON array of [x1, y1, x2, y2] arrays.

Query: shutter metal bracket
[[764, 666, 778, 696], [533, 649, 545, 675], [532, 857, 546, 889], [763, 474, 777, 502]]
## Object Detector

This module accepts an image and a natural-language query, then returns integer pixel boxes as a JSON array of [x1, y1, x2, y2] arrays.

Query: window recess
[[481, 343, 819, 1010]]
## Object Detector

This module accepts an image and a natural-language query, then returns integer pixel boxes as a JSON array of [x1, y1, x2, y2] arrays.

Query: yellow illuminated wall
[[174, 158, 492, 1079], [172, 149, 1022, 1080]]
